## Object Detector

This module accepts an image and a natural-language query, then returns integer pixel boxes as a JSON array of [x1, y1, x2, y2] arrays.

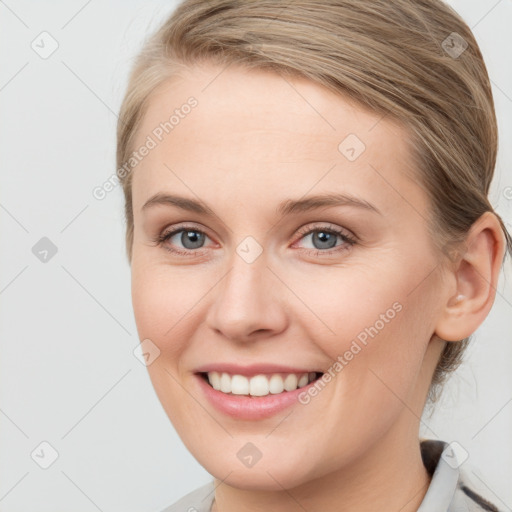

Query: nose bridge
[[206, 239, 287, 340], [219, 242, 270, 315]]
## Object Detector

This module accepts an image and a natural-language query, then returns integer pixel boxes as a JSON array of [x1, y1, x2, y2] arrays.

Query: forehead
[[135, 62, 403, 150], [130, 62, 424, 217]]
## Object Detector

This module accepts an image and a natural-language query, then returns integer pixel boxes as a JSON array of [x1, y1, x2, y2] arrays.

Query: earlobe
[[434, 212, 506, 343]]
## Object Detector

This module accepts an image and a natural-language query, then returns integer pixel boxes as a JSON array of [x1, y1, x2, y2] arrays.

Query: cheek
[[285, 262, 409, 350], [293, 261, 433, 400], [130, 264, 202, 423], [130, 261, 203, 347], [294, 290, 431, 472], [131, 268, 169, 343]]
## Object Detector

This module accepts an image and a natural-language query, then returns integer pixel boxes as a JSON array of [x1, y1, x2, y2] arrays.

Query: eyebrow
[[142, 192, 382, 216]]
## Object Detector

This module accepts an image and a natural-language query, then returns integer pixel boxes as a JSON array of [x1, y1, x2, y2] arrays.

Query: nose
[[205, 249, 288, 343]]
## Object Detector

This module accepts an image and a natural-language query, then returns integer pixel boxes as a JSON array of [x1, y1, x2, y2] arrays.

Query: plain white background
[[0, 1, 511, 511]]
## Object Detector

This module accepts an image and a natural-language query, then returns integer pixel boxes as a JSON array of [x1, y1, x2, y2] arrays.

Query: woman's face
[[129, 62, 447, 489]]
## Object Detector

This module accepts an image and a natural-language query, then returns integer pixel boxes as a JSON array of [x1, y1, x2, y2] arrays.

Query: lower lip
[[195, 373, 319, 420]]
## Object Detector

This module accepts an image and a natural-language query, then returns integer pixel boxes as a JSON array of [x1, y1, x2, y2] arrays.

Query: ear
[[435, 211, 506, 342]]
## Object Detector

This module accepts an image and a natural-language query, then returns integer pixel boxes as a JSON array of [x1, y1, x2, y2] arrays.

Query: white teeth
[[268, 374, 284, 394], [283, 374, 298, 391], [232, 375, 249, 395], [298, 374, 309, 387], [250, 375, 269, 396], [206, 371, 318, 397], [219, 372, 231, 393]]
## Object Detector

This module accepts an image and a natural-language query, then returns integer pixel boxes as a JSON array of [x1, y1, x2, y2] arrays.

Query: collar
[[417, 439, 499, 512]]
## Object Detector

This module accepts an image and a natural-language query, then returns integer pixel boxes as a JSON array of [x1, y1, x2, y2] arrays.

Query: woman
[[116, 1, 511, 510]]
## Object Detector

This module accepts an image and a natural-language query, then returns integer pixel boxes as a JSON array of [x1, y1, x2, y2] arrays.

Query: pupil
[[314, 231, 336, 249], [182, 230, 204, 249]]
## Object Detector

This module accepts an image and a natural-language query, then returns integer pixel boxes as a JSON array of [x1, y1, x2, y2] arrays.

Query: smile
[[201, 371, 323, 397]]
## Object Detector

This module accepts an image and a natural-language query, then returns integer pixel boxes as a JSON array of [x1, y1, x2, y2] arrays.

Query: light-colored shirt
[[158, 439, 501, 512]]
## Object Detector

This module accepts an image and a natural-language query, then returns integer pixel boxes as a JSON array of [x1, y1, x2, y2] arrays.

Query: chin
[[203, 455, 318, 492]]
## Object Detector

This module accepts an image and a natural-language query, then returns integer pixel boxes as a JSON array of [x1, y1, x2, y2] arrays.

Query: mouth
[[197, 371, 324, 398]]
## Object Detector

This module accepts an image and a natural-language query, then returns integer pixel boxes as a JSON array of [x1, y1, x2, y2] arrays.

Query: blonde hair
[[116, 0, 512, 400]]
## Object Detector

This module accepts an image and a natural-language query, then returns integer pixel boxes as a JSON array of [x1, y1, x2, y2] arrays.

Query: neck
[[211, 422, 431, 512]]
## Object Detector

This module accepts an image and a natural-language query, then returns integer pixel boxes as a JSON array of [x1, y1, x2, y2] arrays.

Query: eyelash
[[151, 222, 357, 258]]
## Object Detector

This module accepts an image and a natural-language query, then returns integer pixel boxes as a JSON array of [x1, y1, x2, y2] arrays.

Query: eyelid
[[157, 222, 217, 248], [160, 222, 212, 239], [293, 222, 356, 242]]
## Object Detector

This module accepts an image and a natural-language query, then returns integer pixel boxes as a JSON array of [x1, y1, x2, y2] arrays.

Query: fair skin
[[128, 62, 505, 512]]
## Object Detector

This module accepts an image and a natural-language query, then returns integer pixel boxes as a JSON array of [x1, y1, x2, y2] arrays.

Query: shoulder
[[156, 481, 215, 512]]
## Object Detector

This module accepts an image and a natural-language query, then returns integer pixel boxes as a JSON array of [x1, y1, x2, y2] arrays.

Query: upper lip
[[194, 362, 322, 377]]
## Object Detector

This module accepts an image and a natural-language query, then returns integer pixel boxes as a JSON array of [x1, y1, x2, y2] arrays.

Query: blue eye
[[170, 229, 206, 250], [293, 223, 356, 255], [152, 225, 212, 256], [153, 223, 356, 257]]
